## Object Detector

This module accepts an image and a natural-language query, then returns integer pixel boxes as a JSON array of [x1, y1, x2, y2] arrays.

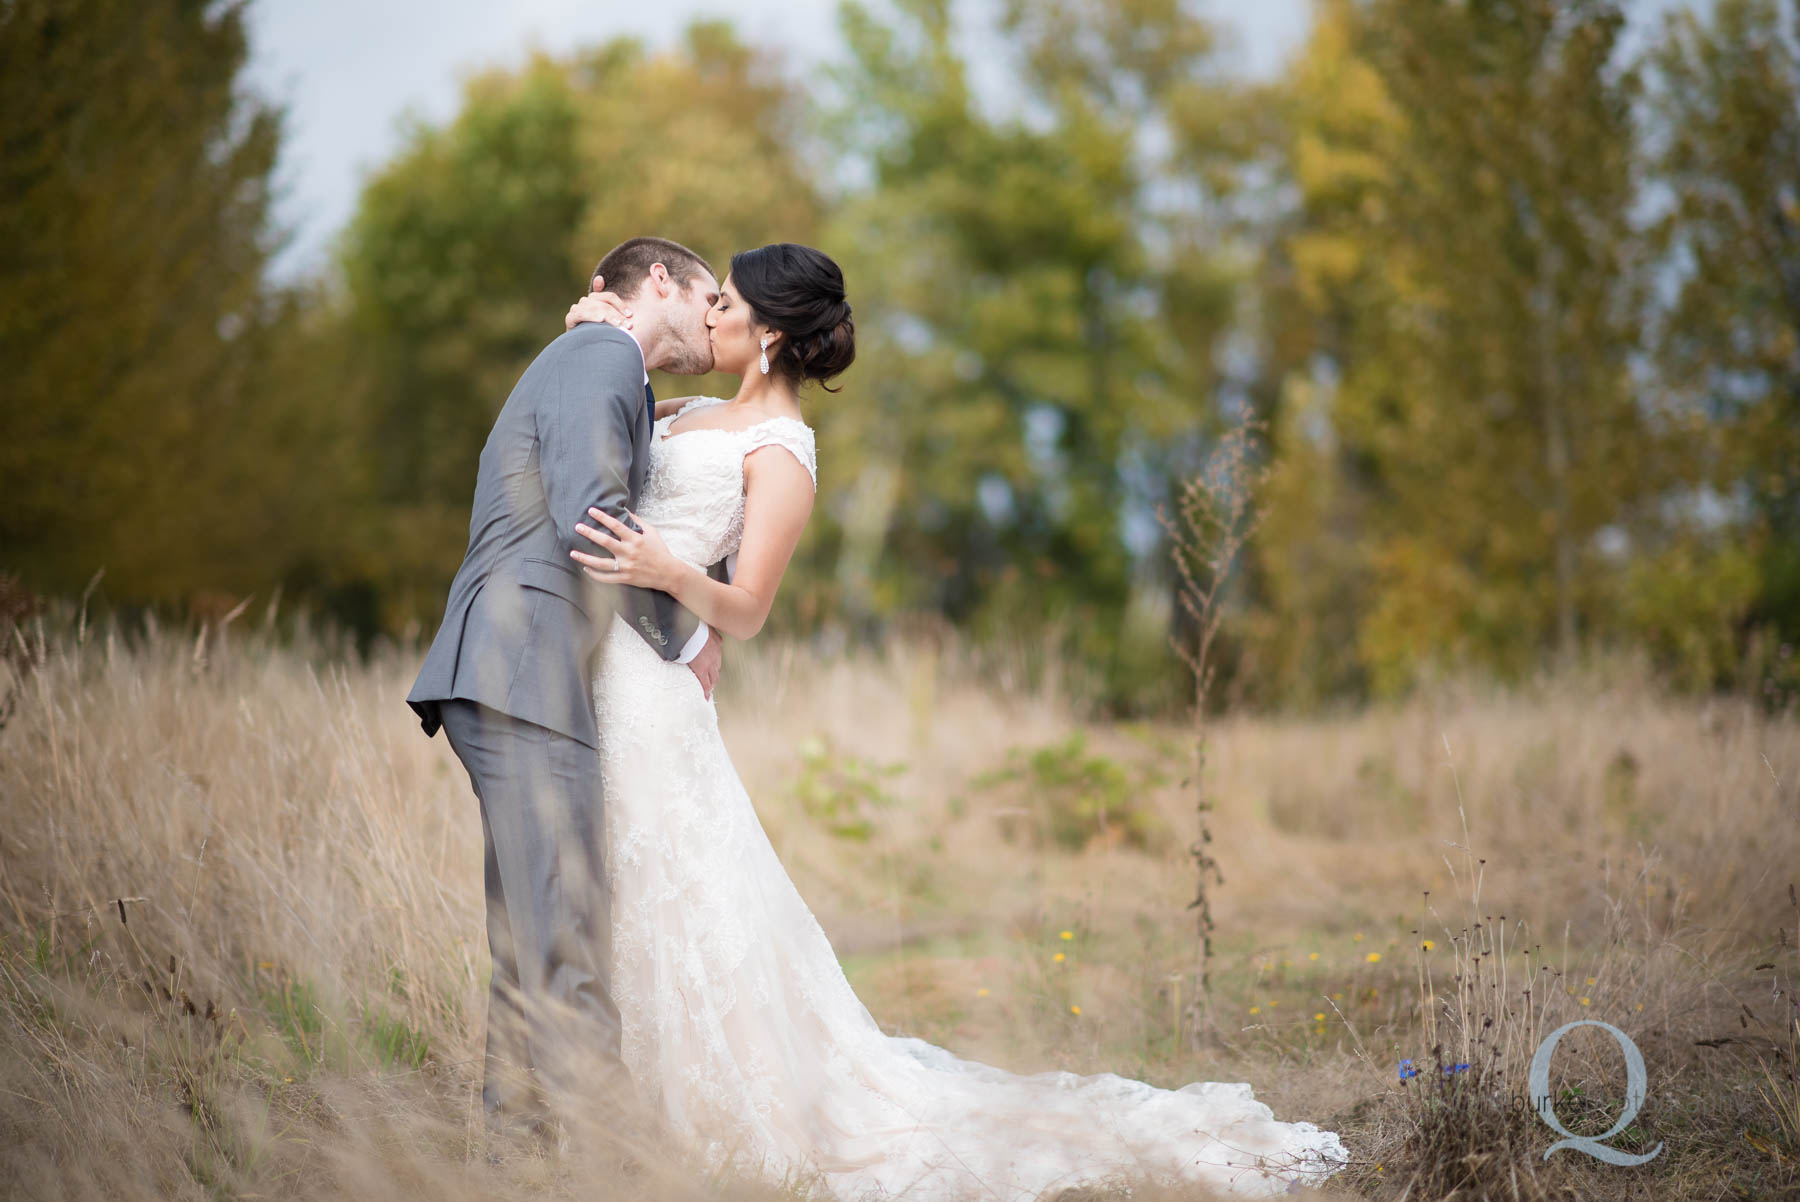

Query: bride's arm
[[571, 445, 814, 641], [655, 396, 702, 421]]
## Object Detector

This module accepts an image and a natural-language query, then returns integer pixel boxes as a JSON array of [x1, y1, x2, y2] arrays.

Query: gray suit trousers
[[438, 698, 633, 1118]]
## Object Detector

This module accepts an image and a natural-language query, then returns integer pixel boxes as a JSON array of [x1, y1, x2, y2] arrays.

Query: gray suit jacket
[[407, 322, 702, 750]]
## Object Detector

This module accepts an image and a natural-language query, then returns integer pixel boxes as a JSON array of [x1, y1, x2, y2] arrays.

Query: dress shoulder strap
[[743, 419, 817, 491]]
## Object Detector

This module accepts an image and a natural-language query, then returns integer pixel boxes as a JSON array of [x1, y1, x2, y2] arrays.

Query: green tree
[[1643, 0, 1800, 693], [825, 0, 1249, 709], [0, 0, 282, 603]]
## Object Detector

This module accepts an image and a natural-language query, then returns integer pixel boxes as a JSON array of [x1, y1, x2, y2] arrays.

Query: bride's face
[[705, 276, 775, 378]]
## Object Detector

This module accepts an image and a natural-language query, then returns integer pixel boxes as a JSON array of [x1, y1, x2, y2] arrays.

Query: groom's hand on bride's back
[[565, 276, 632, 332], [688, 627, 722, 699]]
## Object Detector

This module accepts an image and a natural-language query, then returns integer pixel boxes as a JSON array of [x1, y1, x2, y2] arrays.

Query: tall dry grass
[[0, 611, 1796, 1199]]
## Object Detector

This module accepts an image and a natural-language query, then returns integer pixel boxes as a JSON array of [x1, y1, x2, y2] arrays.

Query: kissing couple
[[406, 236, 1349, 1198]]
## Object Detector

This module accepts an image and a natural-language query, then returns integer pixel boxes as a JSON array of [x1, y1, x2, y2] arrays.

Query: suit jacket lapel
[[630, 380, 654, 504]]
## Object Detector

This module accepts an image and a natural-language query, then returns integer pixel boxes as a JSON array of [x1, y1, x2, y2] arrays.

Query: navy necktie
[[645, 380, 655, 427]]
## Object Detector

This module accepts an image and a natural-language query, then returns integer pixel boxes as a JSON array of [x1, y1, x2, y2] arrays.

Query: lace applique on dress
[[589, 402, 1348, 1199], [636, 400, 817, 572]]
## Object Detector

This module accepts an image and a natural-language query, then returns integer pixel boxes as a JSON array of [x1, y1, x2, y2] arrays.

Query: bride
[[562, 242, 1348, 1199]]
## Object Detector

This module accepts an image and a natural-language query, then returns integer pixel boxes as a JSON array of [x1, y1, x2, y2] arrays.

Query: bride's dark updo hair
[[730, 243, 855, 391]]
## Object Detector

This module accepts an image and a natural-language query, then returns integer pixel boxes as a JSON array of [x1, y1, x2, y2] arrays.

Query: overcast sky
[[245, 0, 1312, 280]]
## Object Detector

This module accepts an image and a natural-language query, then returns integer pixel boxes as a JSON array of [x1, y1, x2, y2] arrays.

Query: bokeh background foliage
[[3, 0, 1797, 712]]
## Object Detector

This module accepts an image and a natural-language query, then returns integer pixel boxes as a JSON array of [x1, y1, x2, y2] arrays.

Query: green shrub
[[787, 735, 904, 841], [973, 732, 1167, 852]]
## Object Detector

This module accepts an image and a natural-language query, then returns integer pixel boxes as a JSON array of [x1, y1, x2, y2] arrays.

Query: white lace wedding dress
[[591, 397, 1349, 1199]]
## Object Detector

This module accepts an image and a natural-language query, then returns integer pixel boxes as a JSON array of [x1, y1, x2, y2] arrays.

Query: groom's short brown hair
[[592, 236, 712, 299]]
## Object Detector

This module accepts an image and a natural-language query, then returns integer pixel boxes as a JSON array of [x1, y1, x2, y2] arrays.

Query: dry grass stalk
[[1158, 409, 1271, 1049]]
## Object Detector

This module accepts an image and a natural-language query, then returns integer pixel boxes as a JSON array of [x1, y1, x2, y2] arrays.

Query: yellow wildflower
[[977, 988, 990, 998], [1586, 976, 1597, 986], [1580, 996, 1591, 1007], [1249, 1006, 1261, 1015], [1420, 940, 1434, 951], [1053, 952, 1066, 963], [1366, 952, 1382, 963], [1059, 930, 1074, 941], [1314, 1012, 1326, 1022], [1069, 1005, 1081, 1016], [1352, 932, 1364, 943], [1308, 952, 1319, 961]]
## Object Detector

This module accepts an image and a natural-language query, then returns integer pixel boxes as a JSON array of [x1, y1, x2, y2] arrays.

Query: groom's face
[[657, 270, 721, 376]]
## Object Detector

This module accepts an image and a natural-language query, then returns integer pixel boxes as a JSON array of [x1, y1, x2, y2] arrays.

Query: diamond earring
[[759, 336, 770, 376]]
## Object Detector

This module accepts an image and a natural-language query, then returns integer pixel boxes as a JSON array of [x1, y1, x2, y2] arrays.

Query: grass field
[[1, 613, 1796, 1200]]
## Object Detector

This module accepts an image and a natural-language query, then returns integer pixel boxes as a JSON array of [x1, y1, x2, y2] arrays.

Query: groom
[[407, 236, 723, 1129]]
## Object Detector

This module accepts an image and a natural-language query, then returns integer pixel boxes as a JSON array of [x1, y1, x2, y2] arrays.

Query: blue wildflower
[[1442, 1062, 1471, 1076], [1398, 1058, 1420, 1080]]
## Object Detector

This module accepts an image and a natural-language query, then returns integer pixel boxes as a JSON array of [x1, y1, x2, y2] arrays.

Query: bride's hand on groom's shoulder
[[565, 279, 632, 332], [571, 507, 678, 591]]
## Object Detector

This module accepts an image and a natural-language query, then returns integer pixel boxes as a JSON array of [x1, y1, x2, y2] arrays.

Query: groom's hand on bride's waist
[[687, 626, 722, 699]]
